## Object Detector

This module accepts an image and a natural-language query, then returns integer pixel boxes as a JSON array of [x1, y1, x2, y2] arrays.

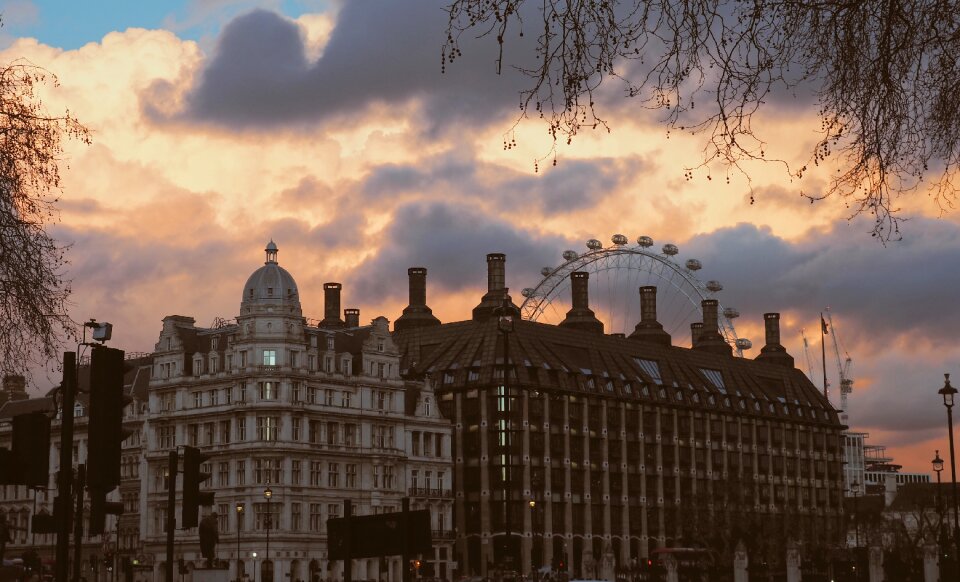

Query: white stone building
[[139, 242, 454, 582]]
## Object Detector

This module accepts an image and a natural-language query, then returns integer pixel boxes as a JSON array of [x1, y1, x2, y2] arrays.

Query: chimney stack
[[395, 268, 441, 331], [344, 308, 360, 328], [755, 313, 795, 367], [628, 286, 671, 346], [694, 299, 732, 355], [690, 322, 703, 348], [0, 374, 28, 407], [559, 272, 604, 334], [473, 253, 520, 321], [319, 283, 345, 328]]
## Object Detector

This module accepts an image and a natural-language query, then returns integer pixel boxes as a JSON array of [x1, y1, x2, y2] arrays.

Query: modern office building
[[393, 253, 847, 578]]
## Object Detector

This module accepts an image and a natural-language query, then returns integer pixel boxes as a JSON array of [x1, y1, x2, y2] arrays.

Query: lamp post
[[938, 373, 960, 561], [496, 294, 515, 571], [264, 488, 272, 560], [934, 451, 945, 535], [252, 553, 258, 582], [236, 503, 244, 582]]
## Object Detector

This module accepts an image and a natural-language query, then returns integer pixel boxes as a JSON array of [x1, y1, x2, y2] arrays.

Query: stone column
[[785, 539, 800, 582], [733, 541, 748, 582], [868, 545, 884, 582], [923, 539, 939, 582]]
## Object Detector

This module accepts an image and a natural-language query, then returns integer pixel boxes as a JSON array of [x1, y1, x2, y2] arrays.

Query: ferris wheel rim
[[519, 241, 742, 352]]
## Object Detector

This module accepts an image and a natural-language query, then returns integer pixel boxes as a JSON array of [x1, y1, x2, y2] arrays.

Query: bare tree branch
[[443, 0, 960, 240]]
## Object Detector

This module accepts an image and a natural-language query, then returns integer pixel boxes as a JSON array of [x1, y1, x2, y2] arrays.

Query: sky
[[3, 0, 959, 476]]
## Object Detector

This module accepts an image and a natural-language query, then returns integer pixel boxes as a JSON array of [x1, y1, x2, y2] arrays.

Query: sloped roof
[[395, 317, 841, 426]]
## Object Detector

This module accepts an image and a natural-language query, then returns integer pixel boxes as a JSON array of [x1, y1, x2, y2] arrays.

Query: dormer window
[[377, 340, 384, 352], [327, 337, 335, 351]]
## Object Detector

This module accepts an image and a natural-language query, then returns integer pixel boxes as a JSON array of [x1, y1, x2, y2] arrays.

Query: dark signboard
[[328, 510, 432, 560]]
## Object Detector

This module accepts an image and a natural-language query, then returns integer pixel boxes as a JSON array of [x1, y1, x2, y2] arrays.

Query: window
[[160, 393, 175, 412], [307, 386, 318, 404], [326, 336, 335, 350], [292, 382, 302, 402], [378, 363, 386, 378], [158, 426, 175, 449], [412, 432, 421, 456], [292, 418, 302, 441], [437, 471, 445, 491], [292, 460, 301, 485], [327, 422, 340, 445], [194, 359, 202, 377], [346, 464, 357, 488], [220, 420, 231, 444], [188, 424, 200, 446], [373, 465, 381, 488], [310, 462, 322, 486], [289, 351, 299, 368], [435, 434, 443, 457], [344, 424, 357, 446], [411, 469, 419, 489], [325, 389, 334, 406], [309, 503, 322, 532], [633, 358, 663, 384], [425, 470, 433, 490], [374, 425, 392, 448], [209, 390, 219, 406], [226, 355, 233, 371], [383, 465, 395, 489], [218, 462, 229, 486], [257, 416, 279, 441], [237, 417, 246, 441], [309, 421, 321, 443], [328, 503, 341, 522], [240, 351, 248, 367], [205, 423, 215, 445], [259, 382, 276, 400], [291, 502, 302, 531], [377, 340, 384, 352], [308, 355, 316, 371], [193, 392, 203, 407], [263, 350, 277, 366], [255, 502, 280, 530], [255, 458, 282, 484], [376, 391, 387, 410], [342, 391, 352, 408], [236, 461, 246, 486], [328, 463, 340, 487], [238, 383, 247, 402], [224, 386, 232, 404], [424, 397, 432, 416]]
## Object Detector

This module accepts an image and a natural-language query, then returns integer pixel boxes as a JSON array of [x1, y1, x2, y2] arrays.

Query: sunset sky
[[4, 0, 960, 475]]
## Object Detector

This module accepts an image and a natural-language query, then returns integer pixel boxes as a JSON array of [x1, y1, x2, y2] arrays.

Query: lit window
[[263, 350, 276, 366]]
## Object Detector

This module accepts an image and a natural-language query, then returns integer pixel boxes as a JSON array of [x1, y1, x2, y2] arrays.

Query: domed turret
[[240, 240, 302, 315]]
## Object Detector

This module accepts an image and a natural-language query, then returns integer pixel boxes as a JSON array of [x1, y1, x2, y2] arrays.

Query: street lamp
[[264, 487, 272, 561], [236, 503, 244, 582], [938, 373, 960, 561], [934, 451, 945, 530]]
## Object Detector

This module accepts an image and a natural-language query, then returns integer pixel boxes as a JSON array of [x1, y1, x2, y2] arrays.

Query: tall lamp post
[[264, 487, 273, 582], [496, 295, 515, 570], [934, 452, 945, 537], [236, 503, 244, 582], [938, 374, 960, 562]]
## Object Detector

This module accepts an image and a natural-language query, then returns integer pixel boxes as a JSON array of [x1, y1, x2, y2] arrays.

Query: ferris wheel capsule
[[562, 250, 579, 261], [723, 307, 740, 319], [685, 259, 702, 271], [735, 338, 753, 350], [521, 288, 535, 298], [637, 236, 654, 247], [611, 234, 628, 245], [586, 239, 603, 250], [541, 267, 553, 277], [706, 280, 723, 292], [662, 243, 679, 255]]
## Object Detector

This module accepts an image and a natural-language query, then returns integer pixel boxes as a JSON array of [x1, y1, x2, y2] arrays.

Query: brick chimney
[[754, 313, 795, 367], [690, 322, 703, 348], [319, 283, 345, 328], [472, 253, 520, 321], [628, 286, 671, 346], [695, 299, 732, 355], [395, 268, 441, 331], [344, 308, 360, 328], [559, 272, 604, 333], [0, 374, 28, 407]]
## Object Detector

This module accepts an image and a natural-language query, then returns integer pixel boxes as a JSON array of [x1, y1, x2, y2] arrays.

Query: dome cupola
[[240, 240, 302, 315]]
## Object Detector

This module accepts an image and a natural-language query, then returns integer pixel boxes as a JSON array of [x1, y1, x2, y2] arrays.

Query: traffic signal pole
[[72, 465, 86, 582], [55, 351, 77, 582], [166, 450, 178, 582]]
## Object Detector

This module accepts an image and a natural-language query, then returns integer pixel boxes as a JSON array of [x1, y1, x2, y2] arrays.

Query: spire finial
[[265, 240, 278, 264]]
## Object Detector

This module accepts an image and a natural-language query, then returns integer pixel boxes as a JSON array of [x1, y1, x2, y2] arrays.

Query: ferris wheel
[[519, 234, 752, 355]]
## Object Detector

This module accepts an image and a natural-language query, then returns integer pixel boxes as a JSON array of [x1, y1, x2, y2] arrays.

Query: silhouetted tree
[[444, 1, 960, 240], [0, 16, 90, 378]]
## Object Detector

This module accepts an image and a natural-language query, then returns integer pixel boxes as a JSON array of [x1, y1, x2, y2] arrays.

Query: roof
[[394, 317, 841, 425], [0, 396, 55, 419]]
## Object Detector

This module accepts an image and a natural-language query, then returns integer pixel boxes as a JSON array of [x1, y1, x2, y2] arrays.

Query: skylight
[[700, 368, 725, 391], [633, 358, 662, 384]]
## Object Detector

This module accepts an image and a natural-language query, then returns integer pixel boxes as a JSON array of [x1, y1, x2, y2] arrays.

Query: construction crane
[[799, 329, 818, 388], [824, 308, 853, 426]]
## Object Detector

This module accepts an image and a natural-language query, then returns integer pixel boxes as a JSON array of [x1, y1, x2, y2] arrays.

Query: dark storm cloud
[[345, 201, 569, 306], [165, 1, 535, 131], [681, 219, 960, 433], [359, 153, 645, 216]]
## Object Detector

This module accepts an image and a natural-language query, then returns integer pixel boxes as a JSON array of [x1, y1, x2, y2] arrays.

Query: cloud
[[148, 1, 535, 133], [346, 201, 569, 306]]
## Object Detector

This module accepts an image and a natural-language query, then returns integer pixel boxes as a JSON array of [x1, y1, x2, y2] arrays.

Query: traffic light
[[182, 446, 215, 528], [0, 411, 51, 486], [88, 488, 125, 535], [87, 346, 131, 491]]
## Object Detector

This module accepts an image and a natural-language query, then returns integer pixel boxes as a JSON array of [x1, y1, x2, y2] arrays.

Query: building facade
[[139, 242, 454, 582], [393, 254, 848, 578]]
